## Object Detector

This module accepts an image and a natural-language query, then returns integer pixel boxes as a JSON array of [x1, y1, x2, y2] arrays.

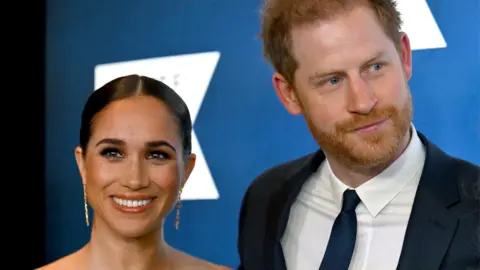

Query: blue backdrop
[[45, 0, 479, 267]]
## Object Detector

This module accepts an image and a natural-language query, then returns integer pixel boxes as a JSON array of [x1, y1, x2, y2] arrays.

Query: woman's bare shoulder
[[35, 256, 72, 270], [180, 258, 232, 270], [208, 264, 233, 270], [170, 248, 232, 269]]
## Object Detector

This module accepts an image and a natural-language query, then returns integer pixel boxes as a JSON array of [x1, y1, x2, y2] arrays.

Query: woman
[[38, 75, 231, 270]]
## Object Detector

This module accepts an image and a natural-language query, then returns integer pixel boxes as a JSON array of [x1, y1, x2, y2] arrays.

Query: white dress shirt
[[281, 125, 426, 270]]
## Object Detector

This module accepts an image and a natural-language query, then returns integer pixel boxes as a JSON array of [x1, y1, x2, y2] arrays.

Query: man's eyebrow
[[308, 70, 345, 84], [307, 51, 388, 84], [362, 50, 387, 65]]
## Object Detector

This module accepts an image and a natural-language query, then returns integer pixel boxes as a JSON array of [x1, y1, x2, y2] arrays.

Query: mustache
[[336, 107, 397, 133]]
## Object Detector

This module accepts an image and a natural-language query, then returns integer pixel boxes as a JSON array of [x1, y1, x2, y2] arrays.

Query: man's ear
[[74, 146, 87, 185], [272, 72, 302, 115], [398, 32, 412, 80], [180, 153, 196, 189]]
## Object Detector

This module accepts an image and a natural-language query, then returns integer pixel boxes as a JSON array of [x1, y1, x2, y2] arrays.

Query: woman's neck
[[82, 218, 171, 270]]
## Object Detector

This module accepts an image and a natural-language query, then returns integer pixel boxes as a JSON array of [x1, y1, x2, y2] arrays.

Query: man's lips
[[352, 119, 387, 132]]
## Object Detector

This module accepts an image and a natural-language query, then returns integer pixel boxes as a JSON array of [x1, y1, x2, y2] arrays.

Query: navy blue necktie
[[319, 189, 361, 270]]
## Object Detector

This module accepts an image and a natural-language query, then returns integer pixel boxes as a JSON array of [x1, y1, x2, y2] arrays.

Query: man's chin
[[350, 149, 393, 167], [343, 137, 399, 167]]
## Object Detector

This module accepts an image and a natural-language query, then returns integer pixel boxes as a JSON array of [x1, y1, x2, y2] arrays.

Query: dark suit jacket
[[237, 133, 480, 270]]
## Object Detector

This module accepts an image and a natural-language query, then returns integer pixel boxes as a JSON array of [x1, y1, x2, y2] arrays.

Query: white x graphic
[[398, 0, 447, 50]]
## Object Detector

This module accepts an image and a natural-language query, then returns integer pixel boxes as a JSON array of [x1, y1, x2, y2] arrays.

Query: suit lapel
[[396, 188, 458, 270], [265, 150, 326, 270], [397, 133, 460, 270]]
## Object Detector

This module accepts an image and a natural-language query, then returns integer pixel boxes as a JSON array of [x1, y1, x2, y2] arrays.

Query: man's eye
[[327, 76, 342, 85], [370, 63, 384, 72]]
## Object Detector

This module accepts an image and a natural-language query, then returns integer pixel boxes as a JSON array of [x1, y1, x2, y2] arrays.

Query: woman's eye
[[148, 151, 168, 160], [100, 148, 122, 158]]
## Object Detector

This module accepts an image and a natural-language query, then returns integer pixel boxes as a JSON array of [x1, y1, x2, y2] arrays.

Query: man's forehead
[[291, 11, 392, 62]]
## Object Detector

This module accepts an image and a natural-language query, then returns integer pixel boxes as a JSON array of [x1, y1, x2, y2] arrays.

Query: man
[[237, 0, 480, 269]]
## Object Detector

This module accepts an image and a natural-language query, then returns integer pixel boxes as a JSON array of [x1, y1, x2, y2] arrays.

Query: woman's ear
[[180, 153, 196, 189], [74, 146, 87, 185]]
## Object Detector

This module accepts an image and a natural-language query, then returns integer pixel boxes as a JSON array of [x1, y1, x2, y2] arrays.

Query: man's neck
[[82, 218, 171, 270], [327, 129, 412, 188]]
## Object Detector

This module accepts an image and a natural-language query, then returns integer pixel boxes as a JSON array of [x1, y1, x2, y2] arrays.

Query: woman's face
[[75, 95, 195, 238]]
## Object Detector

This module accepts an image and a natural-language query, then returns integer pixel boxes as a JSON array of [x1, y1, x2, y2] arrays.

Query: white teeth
[[112, 197, 152, 207]]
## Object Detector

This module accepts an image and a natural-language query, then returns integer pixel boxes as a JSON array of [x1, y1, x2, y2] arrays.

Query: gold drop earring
[[83, 184, 90, 227], [175, 188, 182, 230]]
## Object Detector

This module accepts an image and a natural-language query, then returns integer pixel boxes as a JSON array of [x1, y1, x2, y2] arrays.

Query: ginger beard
[[304, 91, 412, 169]]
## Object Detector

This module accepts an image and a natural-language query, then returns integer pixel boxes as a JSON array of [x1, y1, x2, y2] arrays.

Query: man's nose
[[346, 75, 378, 114]]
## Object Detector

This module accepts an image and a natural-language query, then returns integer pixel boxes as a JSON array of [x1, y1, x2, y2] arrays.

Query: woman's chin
[[109, 220, 160, 239]]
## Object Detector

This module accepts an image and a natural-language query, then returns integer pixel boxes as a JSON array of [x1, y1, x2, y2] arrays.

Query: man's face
[[273, 5, 413, 168]]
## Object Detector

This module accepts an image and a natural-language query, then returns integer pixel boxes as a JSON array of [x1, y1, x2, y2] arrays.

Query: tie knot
[[341, 189, 361, 211]]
